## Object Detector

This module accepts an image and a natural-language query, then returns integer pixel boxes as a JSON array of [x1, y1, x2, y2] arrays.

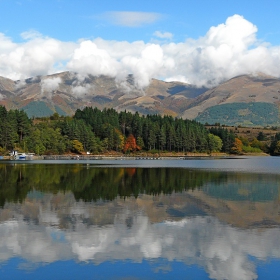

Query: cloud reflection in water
[[0, 192, 280, 280]]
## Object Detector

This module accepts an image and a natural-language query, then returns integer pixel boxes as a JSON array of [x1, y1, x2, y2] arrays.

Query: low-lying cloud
[[0, 14, 280, 88], [40, 77, 62, 99], [41, 77, 61, 92], [72, 84, 93, 97]]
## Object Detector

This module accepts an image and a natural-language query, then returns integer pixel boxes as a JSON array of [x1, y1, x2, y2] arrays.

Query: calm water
[[0, 156, 280, 280]]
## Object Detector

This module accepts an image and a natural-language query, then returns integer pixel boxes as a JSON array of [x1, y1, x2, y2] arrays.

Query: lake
[[0, 156, 280, 280]]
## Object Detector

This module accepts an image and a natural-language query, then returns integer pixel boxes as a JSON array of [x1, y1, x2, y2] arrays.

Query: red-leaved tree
[[123, 134, 140, 153]]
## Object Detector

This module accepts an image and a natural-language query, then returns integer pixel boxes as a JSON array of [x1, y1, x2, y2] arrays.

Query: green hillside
[[21, 101, 54, 118], [21, 101, 68, 118], [54, 105, 67, 116], [195, 102, 280, 126]]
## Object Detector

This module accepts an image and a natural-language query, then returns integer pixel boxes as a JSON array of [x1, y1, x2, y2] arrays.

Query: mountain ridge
[[0, 71, 208, 117], [0, 71, 280, 126], [181, 74, 280, 120]]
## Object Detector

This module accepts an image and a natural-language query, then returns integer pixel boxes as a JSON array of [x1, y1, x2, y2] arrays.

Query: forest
[[0, 105, 278, 155]]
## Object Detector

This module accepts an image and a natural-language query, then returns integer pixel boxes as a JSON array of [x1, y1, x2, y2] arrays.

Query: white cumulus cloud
[[67, 40, 120, 77], [0, 34, 75, 80], [1, 14, 280, 88], [121, 44, 165, 87]]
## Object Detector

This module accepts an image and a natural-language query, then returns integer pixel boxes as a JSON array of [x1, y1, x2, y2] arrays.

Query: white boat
[[9, 151, 28, 160], [18, 153, 27, 160]]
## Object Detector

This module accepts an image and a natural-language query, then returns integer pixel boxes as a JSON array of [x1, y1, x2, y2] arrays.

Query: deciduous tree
[[123, 134, 140, 153]]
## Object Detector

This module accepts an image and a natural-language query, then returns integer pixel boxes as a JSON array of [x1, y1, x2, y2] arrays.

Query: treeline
[[73, 107, 228, 153], [0, 105, 278, 155]]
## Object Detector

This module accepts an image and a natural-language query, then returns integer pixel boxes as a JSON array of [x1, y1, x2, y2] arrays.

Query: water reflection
[[0, 163, 280, 279], [1, 163, 280, 205]]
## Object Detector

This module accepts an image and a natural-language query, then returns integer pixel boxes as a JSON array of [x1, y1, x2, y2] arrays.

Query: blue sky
[[1, 0, 280, 87], [2, 0, 280, 44]]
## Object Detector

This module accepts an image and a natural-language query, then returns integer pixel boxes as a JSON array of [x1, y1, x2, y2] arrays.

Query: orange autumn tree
[[231, 138, 243, 154], [123, 134, 140, 153]]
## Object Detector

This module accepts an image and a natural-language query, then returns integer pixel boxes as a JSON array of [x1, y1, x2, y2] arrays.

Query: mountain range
[[0, 71, 280, 126]]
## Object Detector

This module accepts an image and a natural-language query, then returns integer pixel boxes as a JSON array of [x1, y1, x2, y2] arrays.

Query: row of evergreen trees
[[0, 105, 276, 155], [0, 106, 31, 151], [73, 107, 234, 153]]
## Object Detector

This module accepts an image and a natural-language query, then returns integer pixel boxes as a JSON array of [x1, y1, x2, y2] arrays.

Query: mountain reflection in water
[[0, 161, 280, 280]]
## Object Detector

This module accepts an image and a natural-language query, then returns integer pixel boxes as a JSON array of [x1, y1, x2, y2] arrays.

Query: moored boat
[[18, 153, 27, 160], [9, 150, 29, 160]]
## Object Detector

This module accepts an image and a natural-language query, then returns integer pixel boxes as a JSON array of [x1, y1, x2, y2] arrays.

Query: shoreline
[[2, 152, 270, 161]]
